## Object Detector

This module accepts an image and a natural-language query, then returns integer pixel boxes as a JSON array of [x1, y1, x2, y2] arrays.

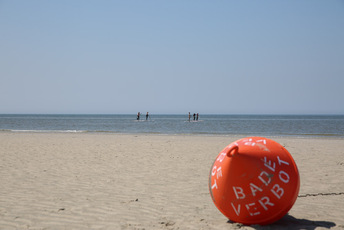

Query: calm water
[[0, 114, 343, 137]]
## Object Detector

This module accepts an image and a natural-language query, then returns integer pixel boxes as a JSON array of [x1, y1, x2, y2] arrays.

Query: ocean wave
[[4, 129, 88, 133]]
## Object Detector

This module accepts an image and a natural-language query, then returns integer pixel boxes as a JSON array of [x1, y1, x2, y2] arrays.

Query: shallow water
[[0, 114, 343, 137]]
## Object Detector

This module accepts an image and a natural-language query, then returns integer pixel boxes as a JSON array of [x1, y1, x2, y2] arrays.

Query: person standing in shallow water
[[193, 113, 196, 121], [188, 112, 191, 122], [196, 113, 199, 121], [137, 112, 140, 120], [146, 112, 149, 120]]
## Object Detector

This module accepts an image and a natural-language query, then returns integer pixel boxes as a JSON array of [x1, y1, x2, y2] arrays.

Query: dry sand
[[0, 132, 343, 229]]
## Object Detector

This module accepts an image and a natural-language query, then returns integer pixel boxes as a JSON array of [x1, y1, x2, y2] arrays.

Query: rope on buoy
[[298, 192, 344, 197]]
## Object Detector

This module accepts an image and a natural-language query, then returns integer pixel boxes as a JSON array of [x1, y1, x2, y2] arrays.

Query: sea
[[0, 114, 343, 138]]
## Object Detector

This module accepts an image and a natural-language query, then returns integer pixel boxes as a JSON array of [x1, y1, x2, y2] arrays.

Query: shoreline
[[1, 132, 343, 229], [1, 129, 344, 140]]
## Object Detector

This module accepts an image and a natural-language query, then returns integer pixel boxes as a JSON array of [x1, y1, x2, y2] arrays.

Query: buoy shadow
[[227, 214, 336, 230]]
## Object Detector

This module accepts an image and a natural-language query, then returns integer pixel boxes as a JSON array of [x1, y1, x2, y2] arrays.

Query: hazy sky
[[1, 1, 343, 114]]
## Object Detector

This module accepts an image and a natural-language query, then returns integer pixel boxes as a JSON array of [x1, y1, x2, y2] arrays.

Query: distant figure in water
[[137, 112, 140, 120], [146, 112, 149, 120], [196, 113, 199, 121], [188, 112, 191, 122], [193, 113, 196, 121]]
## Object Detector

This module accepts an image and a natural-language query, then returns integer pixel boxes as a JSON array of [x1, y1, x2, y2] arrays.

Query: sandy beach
[[0, 132, 343, 229]]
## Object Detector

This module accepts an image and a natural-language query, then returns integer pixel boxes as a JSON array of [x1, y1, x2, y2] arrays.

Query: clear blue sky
[[1, 1, 343, 114]]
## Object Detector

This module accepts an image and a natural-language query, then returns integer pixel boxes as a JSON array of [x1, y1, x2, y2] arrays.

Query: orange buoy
[[209, 137, 300, 225]]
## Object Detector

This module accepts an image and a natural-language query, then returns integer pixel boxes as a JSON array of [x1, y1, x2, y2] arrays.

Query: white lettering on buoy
[[211, 165, 217, 176], [271, 184, 284, 199], [231, 202, 241, 216], [211, 179, 218, 190], [233, 186, 246, 199], [244, 139, 255, 146], [217, 152, 227, 162], [258, 171, 272, 186], [258, 196, 274, 210], [245, 202, 260, 216], [211, 165, 223, 190], [224, 155, 293, 217], [277, 156, 289, 166], [243, 138, 268, 149], [256, 139, 266, 145], [216, 167, 222, 179], [263, 157, 276, 172], [250, 183, 263, 196], [279, 170, 290, 183]]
